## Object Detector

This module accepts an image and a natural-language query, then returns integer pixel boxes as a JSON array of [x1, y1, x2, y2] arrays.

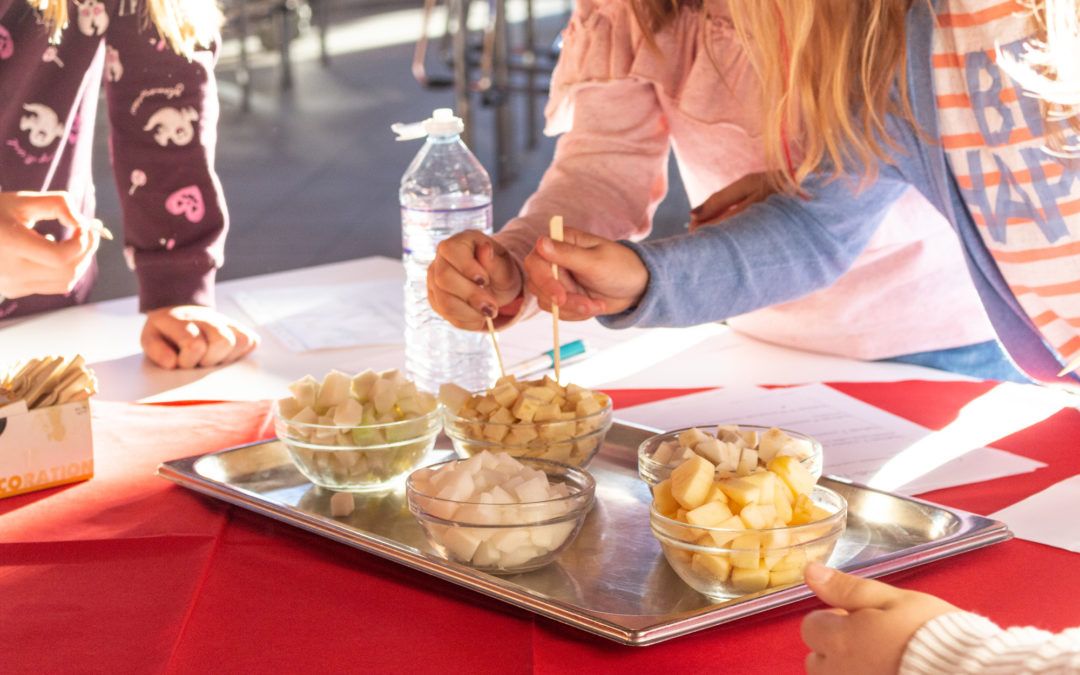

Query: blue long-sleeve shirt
[[602, 0, 1077, 386]]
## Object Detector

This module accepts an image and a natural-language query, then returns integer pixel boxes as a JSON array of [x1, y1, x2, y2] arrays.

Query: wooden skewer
[[485, 316, 506, 379], [549, 215, 564, 383]]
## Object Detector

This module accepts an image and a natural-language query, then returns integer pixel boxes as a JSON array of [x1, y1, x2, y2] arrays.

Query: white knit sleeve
[[900, 611, 1080, 674]]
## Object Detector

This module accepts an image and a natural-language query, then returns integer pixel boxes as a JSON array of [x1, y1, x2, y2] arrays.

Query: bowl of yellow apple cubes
[[439, 375, 612, 468], [646, 425, 846, 599]]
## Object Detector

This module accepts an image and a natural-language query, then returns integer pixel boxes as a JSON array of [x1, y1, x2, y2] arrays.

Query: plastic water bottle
[[400, 108, 495, 393]]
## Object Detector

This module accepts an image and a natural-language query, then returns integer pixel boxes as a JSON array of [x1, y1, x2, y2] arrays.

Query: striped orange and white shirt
[[933, 0, 1080, 365]]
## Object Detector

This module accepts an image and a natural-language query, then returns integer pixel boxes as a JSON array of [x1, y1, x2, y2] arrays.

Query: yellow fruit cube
[[729, 534, 761, 569], [575, 396, 602, 417], [771, 548, 808, 572], [717, 477, 761, 508], [769, 567, 804, 588], [791, 493, 815, 525], [670, 455, 716, 510], [483, 422, 509, 442], [691, 553, 732, 582], [743, 471, 777, 504], [706, 515, 745, 547], [731, 566, 770, 593], [773, 488, 794, 525], [739, 503, 777, 530], [505, 425, 538, 446], [475, 397, 500, 416], [532, 403, 561, 422], [705, 483, 729, 505], [523, 386, 557, 403], [677, 427, 711, 450], [511, 395, 540, 423], [685, 500, 734, 527], [767, 455, 816, 497], [489, 406, 515, 425], [490, 382, 520, 408], [652, 479, 679, 516]]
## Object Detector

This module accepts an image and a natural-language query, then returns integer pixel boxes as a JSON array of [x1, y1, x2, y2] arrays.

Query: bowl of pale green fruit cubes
[[274, 369, 441, 491]]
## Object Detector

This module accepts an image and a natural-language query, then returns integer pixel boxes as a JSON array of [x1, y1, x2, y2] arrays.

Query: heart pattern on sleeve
[[165, 185, 205, 223]]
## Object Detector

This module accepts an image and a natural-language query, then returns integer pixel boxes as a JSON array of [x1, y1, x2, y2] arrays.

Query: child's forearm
[[901, 611, 1080, 674]]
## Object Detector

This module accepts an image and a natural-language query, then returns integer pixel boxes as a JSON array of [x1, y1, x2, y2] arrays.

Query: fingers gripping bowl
[[440, 376, 613, 468]]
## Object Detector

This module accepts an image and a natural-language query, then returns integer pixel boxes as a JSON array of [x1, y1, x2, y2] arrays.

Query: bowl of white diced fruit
[[650, 452, 846, 599], [638, 424, 823, 487], [438, 376, 612, 468], [274, 369, 442, 491], [406, 451, 595, 574]]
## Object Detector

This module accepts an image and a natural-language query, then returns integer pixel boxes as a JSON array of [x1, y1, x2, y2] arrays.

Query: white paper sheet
[[232, 281, 405, 353], [991, 475, 1080, 553], [617, 384, 1046, 496]]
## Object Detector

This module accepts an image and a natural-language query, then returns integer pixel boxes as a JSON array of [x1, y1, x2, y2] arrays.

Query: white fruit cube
[[693, 437, 724, 465], [435, 471, 475, 502], [685, 500, 734, 527], [288, 375, 319, 410], [333, 397, 365, 427], [736, 447, 759, 476], [316, 370, 353, 411], [472, 541, 500, 567], [438, 383, 472, 415], [677, 427, 711, 450], [329, 491, 355, 517], [442, 526, 484, 562], [351, 370, 378, 403], [371, 377, 398, 416], [513, 475, 550, 503], [729, 534, 762, 569], [397, 397, 424, 417], [498, 545, 543, 569], [768, 455, 816, 497], [731, 566, 770, 593], [489, 528, 531, 554], [314, 415, 337, 441], [652, 441, 678, 466], [670, 455, 716, 510], [486, 485, 516, 505], [717, 478, 760, 507], [691, 553, 732, 581], [715, 441, 742, 473], [740, 429, 760, 448], [757, 427, 791, 463], [277, 396, 302, 420]]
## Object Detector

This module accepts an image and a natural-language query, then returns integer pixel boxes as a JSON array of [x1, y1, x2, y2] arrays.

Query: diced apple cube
[[677, 427, 711, 450], [438, 383, 472, 415], [505, 425, 539, 446], [329, 491, 355, 517], [691, 553, 732, 581], [769, 567, 804, 588], [490, 382, 519, 408], [316, 370, 352, 411], [652, 479, 680, 516], [333, 397, 365, 427], [539, 420, 576, 442], [488, 406, 515, 426], [757, 427, 791, 463], [472, 542, 500, 567], [768, 455, 816, 497], [729, 534, 762, 569], [544, 443, 574, 463], [277, 396, 302, 420], [475, 397, 500, 415], [288, 375, 319, 410], [717, 477, 760, 507], [532, 403, 561, 422], [498, 545, 543, 569], [523, 386, 557, 403], [791, 493, 815, 525], [715, 424, 744, 446], [314, 414, 337, 442], [773, 489, 794, 525], [513, 475, 550, 503], [575, 396, 602, 418], [705, 515, 745, 547], [740, 429, 759, 448], [511, 395, 540, 423], [486, 485, 516, 505], [772, 548, 808, 572], [483, 422, 509, 442], [489, 528, 531, 554], [652, 441, 678, 466], [564, 383, 587, 403], [349, 370, 377, 403], [715, 441, 741, 473], [686, 500, 734, 527], [737, 447, 759, 476], [693, 437, 724, 465], [435, 471, 475, 502], [731, 566, 770, 593], [670, 455, 716, 510], [371, 377, 398, 416], [442, 526, 483, 562], [739, 504, 777, 530], [704, 483, 729, 505], [417, 392, 438, 413], [743, 471, 777, 504]]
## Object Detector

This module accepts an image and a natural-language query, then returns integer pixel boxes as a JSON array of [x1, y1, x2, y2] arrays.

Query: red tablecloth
[[2, 382, 1078, 674]]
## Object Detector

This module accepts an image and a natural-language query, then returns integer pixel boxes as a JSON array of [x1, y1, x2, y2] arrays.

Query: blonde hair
[[31, 0, 222, 57]]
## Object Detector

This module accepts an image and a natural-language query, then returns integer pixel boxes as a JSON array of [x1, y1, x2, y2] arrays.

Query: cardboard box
[[0, 399, 93, 499]]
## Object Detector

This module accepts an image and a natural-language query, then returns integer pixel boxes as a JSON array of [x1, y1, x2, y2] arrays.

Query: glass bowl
[[638, 424, 823, 486], [274, 405, 441, 491], [406, 457, 595, 574], [442, 394, 612, 468], [650, 485, 847, 599]]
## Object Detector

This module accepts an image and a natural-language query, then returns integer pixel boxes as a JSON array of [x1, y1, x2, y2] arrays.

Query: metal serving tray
[[158, 421, 1010, 646]]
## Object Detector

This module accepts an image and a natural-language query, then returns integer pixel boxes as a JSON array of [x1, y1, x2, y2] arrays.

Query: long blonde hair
[[31, 0, 221, 57]]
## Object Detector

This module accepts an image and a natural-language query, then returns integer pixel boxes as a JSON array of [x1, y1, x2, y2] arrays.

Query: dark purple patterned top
[[0, 0, 226, 318]]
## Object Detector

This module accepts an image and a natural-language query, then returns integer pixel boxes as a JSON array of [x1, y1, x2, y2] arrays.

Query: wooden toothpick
[[485, 316, 506, 379], [549, 215, 564, 383]]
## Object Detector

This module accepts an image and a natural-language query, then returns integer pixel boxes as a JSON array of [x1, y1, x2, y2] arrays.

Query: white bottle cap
[[423, 108, 465, 136]]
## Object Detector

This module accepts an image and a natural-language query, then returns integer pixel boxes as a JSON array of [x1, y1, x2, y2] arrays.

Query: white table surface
[[0, 257, 958, 403]]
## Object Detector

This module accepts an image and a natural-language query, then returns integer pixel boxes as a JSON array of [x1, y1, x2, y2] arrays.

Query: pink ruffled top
[[495, 0, 997, 360]]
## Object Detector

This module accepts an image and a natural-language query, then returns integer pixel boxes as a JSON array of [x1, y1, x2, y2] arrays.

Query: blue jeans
[[881, 340, 1030, 383]]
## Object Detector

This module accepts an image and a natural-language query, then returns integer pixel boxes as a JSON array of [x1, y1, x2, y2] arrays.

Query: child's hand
[[525, 226, 649, 320], [689, 172, 775, 232], [141, 306, 260, 369], [801, 562, 958, 675], [427, 231, 523, 330], [0, 191, 101, 299]]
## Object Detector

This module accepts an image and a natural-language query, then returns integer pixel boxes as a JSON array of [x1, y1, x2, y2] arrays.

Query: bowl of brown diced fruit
[[439, 376, 612, 468]]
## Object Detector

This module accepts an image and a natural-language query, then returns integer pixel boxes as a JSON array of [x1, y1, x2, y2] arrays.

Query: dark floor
[[87, 0, 691, 302]]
